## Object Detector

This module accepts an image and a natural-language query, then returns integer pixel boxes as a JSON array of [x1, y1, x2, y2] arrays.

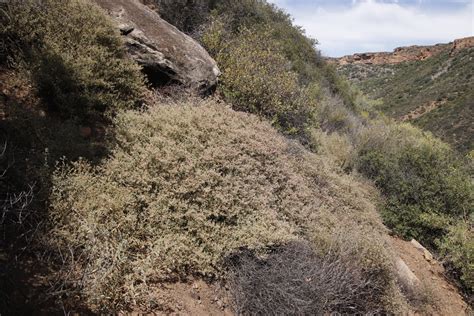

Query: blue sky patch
[[268, 0, 473, 56]]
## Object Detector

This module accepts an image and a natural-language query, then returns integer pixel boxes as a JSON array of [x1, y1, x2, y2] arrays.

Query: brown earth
[[121, 279, 233, 316], [390, 237, 470, 316], [400, 99, 447, 122], [451, 37, 474, 56], [329, 36, 474, 66]]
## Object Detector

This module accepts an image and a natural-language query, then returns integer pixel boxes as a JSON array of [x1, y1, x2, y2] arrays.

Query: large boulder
[[93, 0, 220, 93]]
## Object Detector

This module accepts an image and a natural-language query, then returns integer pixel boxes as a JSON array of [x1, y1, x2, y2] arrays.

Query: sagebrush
[[48, 98, 401, 311]]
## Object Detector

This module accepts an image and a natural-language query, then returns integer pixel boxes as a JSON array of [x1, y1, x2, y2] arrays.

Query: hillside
[[334, 37, 474, 153], [0, 0, 472, 314]]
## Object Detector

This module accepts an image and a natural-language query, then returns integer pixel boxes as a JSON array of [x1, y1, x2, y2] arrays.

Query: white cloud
[[268, 0, 474, 57]]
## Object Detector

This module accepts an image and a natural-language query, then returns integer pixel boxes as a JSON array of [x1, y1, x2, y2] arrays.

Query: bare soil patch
[[390, 237, 470, 316]]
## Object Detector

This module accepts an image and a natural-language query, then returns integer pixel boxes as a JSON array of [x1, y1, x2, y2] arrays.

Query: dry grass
[[225, 237, 395, 315]]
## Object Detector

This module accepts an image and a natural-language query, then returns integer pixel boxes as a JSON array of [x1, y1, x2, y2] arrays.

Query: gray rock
[[93, 0, 220, 93], [411, 239, 434, 262], [395, 257, 420, 290]]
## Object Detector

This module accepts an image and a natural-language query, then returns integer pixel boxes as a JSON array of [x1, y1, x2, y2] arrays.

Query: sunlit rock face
[[94, 0, 220, 93]]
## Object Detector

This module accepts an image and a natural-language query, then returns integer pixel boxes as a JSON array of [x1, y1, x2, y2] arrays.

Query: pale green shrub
[[310, 129, 355, 171], [48, 98, 400, 311], [202, 22, 315, 135]]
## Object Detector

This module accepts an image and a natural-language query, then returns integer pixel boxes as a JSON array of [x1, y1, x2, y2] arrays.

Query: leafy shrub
[[322, 63, 358, 109], [48, 98, 399, 311], [225, 237, 395, 315], [439, 221, 474, 292], [202, 22, 316, 136], [209, 0, 323, 83], [145, 0, 213, 35], [206, 0, 357, 109], [2, 0, 146, 119], [199, 0, 360, 138], [356, 123, 473, 247]]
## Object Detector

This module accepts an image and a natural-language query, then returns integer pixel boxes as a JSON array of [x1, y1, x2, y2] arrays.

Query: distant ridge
[[328, 36, 474, 66]]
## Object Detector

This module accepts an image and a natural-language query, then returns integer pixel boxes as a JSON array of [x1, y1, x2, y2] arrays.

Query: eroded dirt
[[122, 279, 233, 316], [400, 99, 447, 122], [391, 237, 470, 316]]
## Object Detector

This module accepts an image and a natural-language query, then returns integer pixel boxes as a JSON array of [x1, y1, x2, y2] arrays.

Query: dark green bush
[[210, 0, 322, 82], [356, 123, 473, 247], [439, 221, 473, 292], [146, 0, 213, 35], [208, 0, 357, 109], [198, 0, 359, 139], [355, 122, 474, 292], [2, 0, 146, 119]]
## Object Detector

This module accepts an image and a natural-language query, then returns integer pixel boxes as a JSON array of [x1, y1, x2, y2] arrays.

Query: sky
[[267, 0, 474, 57]]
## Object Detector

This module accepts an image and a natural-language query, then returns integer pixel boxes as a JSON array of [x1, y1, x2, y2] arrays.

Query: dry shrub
[[225, 238, 393, 315], [310, 129, 355, 171], [0, 139, 33, 226], [0, 128, 35, 229], [48, 98, 402, 311], [316, 91, 365, 136]]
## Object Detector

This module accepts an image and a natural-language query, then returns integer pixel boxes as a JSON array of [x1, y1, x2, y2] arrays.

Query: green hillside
[[0, 0, 472, 314], [338, 46, 474, 153]]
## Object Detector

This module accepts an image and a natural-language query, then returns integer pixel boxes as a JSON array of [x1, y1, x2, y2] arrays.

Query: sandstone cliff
[[329, 36, 474, 65]]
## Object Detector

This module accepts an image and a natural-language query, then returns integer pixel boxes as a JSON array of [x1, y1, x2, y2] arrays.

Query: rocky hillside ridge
[[335, 36, 474, 152], [328, 36, 474, 65], [0, 0, 472, 314]]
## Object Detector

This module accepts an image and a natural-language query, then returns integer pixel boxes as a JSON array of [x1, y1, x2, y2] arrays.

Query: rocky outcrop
[[329, 36, 474, 66], [93, 0, 220, 93], [410, 239, 434, 262], [451, 36, 474, 56], [330, 44, 448, 66]]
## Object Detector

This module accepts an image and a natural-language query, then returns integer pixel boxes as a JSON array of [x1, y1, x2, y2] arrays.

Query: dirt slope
[[391, 237, 470, 316]]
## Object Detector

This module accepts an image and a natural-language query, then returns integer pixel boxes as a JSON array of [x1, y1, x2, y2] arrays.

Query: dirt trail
[[400, 99, 447, 122], [390, 237, 470, 316]]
